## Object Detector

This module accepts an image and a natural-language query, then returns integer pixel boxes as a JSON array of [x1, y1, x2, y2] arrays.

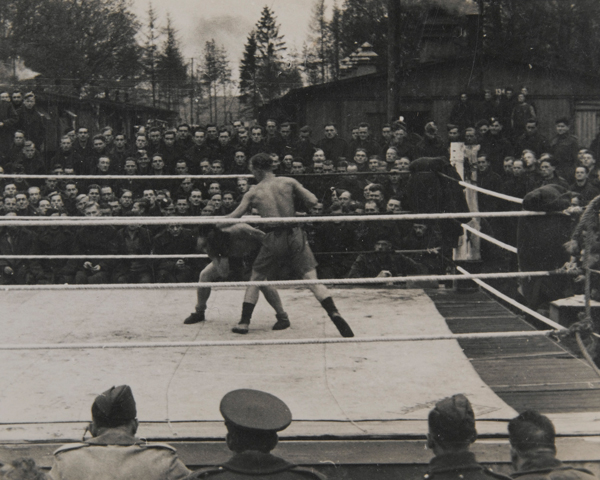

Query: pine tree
[[307, 0, 328, 83], [201, 39, 231, 124], [141, 2, 161, 107], [239, 31, 260, 117], [328, 1, 342, 81], [156, 14, 188, 110], [254, 6, 287, 102]]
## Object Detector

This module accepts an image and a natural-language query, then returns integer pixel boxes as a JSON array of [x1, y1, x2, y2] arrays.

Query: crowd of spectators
[[1, 385, 594, 480], [0, 87, 599, 287]]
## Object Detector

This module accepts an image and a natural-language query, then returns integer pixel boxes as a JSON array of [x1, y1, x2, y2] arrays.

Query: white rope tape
[[459, 181, 524, 204], [455, 265, 565, 331], [0, 270, 565, 291], [0, 330, 556, 351], [0, 173, 253, 180], [0, 211, 548, 227], [461, 223, 518, 253], [0, 254, 208, 259]]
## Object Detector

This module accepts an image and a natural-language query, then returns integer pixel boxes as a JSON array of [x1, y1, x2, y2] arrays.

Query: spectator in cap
[[425, 394, 511, 480], [49, 385, 190, 480], [186, 389, 326, 479], [508, 410, 595, 480], [413, 122, 447, 159]]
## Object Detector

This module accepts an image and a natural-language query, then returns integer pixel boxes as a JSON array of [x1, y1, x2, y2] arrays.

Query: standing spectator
[[480, 117, 514, 176], [511, 93, 536, 138], [293, 125, 317, 162], [48, 385, 190, 480], [16, 92, 45, 153], [348, 122, 378, 158], [249, 125, 268, 157], [449, 92, 474, 131], [476, 155, 504, 212], [317, 123, 348, 164], [538, 155, 569, 189], [550, 117, 579, 180], [475, 89, 499, 124], [11, 91, 23, 110], [0, 90, 18, 160], [508, 411, 595, 480], [413, 122, 447, 159], [73, 126, 93, 160], [515, 119, 550, 158], [425, 394, 511, 480]]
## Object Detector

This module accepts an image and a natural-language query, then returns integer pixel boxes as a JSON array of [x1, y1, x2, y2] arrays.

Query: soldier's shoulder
[[291, 465, 328, 479], [143, 442, 178, 453], [482, 466, 512, 480], [53, 443, 89, 455], [184, 466, 225, 479]]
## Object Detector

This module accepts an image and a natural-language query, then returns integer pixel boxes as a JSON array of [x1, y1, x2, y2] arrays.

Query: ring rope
[[0, 270, 567, 291], [461, 223, 518, 253], [455, 265, 565, 331], [0, 172, 402, 180], [0, 248, 441, 260], [0, 211, 549, 227], [458, 181, 524, 204], [0, 254, 209, 259], [0, 330, 557, 351]]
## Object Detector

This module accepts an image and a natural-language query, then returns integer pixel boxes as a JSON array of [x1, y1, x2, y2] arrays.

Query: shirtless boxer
[[225, 153, 354, 337]]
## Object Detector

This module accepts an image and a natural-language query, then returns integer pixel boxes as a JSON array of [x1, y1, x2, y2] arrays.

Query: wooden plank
[[426, 289, 600, 414]]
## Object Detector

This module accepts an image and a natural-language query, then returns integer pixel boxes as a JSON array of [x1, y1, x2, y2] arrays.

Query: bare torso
[[247, 176, 303, 218]]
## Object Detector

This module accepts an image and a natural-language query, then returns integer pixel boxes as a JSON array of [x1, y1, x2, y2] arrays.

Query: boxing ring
[[0, 173, 598, 446]]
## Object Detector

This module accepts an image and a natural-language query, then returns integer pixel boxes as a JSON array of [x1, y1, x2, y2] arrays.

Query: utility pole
[[387, 0, 400, 122], [190, 58, 195, 124]]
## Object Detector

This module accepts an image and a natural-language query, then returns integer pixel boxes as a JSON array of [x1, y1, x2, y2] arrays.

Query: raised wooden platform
[[427, 289, 600, 413], [1, 287, 600, 478]]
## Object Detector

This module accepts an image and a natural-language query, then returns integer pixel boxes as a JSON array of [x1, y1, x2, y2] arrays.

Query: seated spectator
[[508, 411, 595, 480], [113, 213, 154, 284], [0, 223, 44, 285], [222, 190, 237, 214], [347, 237, 427, 279], [72, 202, 118, 284], [538, 154, 569, 189], [425, 394, 510, 480], [15, 191, 37, 216], [186, 389, 325, 480], [570, 166, 600, 206], [153, 224, 198, 283], [48, 385, 190, 480]]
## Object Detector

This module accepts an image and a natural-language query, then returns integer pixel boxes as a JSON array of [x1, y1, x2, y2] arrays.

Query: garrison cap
[[220, 389, 292, 433], [91, 385, 137, 427], [428, 394, 477, 444]]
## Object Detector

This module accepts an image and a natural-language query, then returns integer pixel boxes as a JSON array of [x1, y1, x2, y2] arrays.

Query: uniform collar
[[428, 451, 483, 474], [86, 430, 141, 446], [512, 451, 563, 477], [223, 451, 295, 475]]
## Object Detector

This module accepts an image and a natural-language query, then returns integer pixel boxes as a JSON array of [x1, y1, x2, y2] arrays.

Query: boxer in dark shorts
[[224, 153, 354, 337], [183, 223, 290, 328]]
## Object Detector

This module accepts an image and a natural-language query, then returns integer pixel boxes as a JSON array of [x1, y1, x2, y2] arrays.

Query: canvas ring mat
[[0, 288, 516, 423]]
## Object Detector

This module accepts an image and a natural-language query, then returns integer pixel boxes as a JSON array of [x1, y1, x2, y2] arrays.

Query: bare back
[[248, 175, 317, 218]]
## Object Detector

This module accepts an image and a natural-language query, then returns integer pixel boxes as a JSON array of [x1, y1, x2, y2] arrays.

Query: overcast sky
[[131, 0, 325, 72]]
